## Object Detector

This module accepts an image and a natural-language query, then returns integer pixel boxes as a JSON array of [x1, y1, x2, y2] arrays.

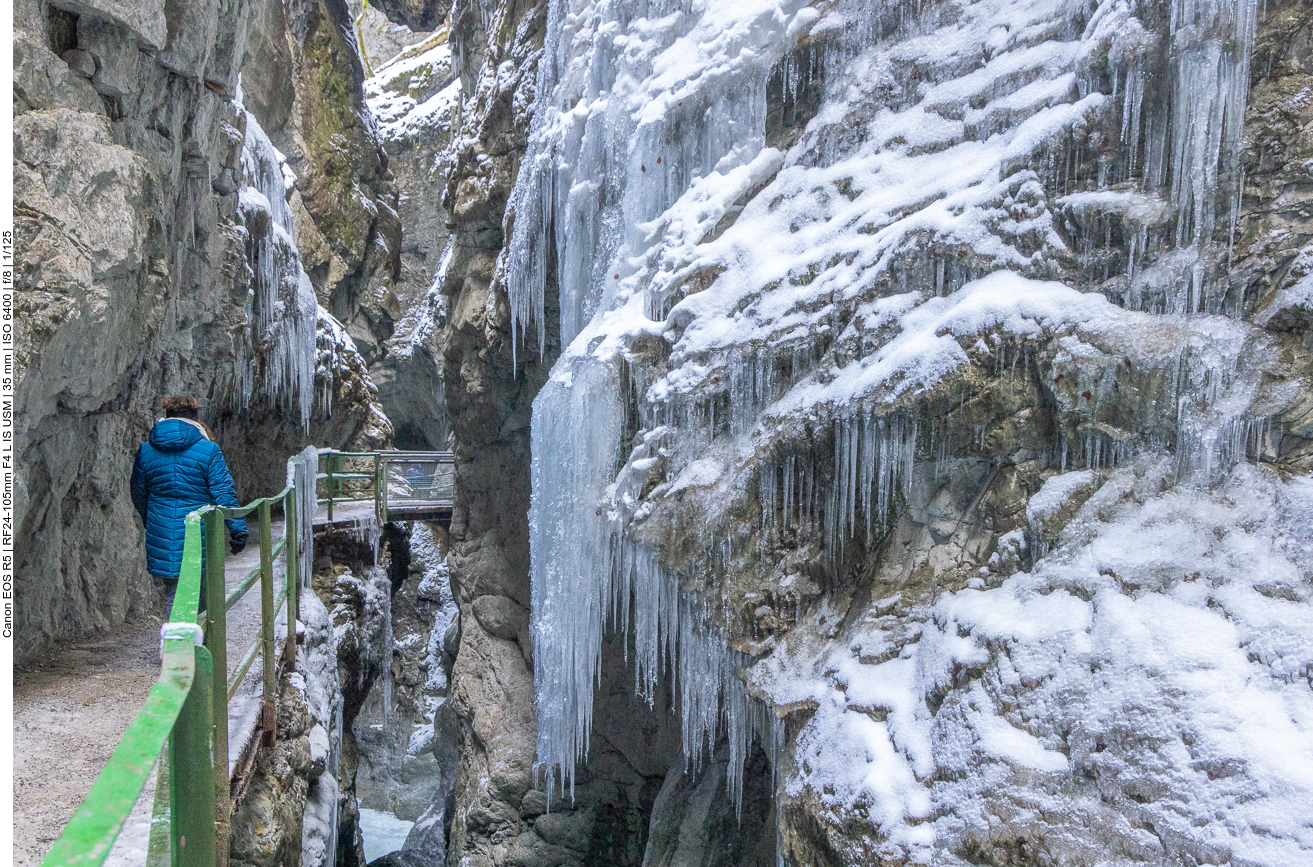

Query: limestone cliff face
[[14, 0, 254, 656], [429, 0, 1313, 864], [435, 1, 555, 861], [242, 0, 404, 365], [13, 0, 394, 658], [364, 31, 457, 451]]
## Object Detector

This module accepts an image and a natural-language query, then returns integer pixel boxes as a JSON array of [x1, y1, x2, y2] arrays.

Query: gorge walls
[[15, 0, 258, 656], [14, 0, 1313, 861], [442, 0, 1313, 863]]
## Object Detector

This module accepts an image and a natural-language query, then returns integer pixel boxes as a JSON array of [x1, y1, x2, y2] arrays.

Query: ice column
[[287, 446, 319, 593], [376, 568, 394, 719], [1167, 0, 1258, 258], [520, 0, 789, 810], [240, 112, 318, 428], [529, 359, 626, 797]]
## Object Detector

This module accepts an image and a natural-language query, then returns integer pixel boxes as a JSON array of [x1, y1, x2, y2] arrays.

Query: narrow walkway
[[13, 513, 306, 866]]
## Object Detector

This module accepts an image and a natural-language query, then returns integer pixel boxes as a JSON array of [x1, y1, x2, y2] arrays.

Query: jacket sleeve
[[130, 447, 149, 524], [206, 446, 249, 540]]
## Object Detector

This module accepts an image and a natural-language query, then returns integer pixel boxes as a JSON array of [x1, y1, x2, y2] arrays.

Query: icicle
[[381, 572, 393, 719], [1167, 0, 1259, 251], [238, 111, 317, 428], [286, 447, 318, 595]]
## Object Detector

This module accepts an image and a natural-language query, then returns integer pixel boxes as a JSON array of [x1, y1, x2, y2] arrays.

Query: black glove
[[230, 533, 248, 555]]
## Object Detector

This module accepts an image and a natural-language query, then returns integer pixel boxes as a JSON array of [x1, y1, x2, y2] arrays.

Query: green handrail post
[[258, 499, 277, 748], [146, 749, 170, 867], [170, 644, 217, 867], [203, 509, 230, 867], [373, 452, 381, 522], [336, 453, 345, 506], [380, 455, 389, 524], [325, 454, 335, 522], [284, 487, 299, 670]]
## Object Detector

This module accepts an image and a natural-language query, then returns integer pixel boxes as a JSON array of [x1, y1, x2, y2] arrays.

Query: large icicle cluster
[[520, 0, 825, 801], [531, 362, 777, 803], [236, 112, 320, 429], [512, 0, 1304, 855]]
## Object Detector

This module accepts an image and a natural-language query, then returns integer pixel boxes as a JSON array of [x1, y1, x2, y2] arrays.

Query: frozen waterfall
[[237, 112, 319, 429], [515, 0, 1277, 830]]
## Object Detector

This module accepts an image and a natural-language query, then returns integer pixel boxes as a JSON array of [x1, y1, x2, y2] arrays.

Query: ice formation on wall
[[519, 0, 824, 801], [513, 0, 1302, 853], [755, 459, 1313, 863], [237, 112, 320, 428], [288, 446, 319, 591]]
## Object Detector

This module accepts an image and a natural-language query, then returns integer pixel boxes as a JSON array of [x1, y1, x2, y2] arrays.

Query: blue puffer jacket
[[130, 419, 248, 578]]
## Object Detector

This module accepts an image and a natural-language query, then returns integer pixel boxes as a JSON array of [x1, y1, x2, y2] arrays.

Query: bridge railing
[[316, 448, 454, 523], [41, 447, 316, 867], [42, 446, 453, 867], [380, 451, 455, 522]]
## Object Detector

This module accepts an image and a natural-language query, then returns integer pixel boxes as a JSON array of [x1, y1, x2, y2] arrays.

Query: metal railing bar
[[224, 537, 286, 613], [40, 517, 207, 867], [46, 447, 454, 867], [258, 499, 277, 748], [226, 584, 287, 701], [144, 749, 170, 867], [201, 507, 230, 867], [226, 640, 259, 703]]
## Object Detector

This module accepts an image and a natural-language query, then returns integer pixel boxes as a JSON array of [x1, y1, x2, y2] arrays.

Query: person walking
[[131, 396, 248, 608]]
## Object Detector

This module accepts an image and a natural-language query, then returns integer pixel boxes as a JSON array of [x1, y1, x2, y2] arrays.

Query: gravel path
[[14, 614, 166, 866]]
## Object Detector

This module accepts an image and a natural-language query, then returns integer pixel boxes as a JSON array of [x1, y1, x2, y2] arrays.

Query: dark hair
[[162, 395, 200, 420]]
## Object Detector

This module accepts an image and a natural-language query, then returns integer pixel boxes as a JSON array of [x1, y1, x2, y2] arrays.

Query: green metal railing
[[42, 449, 313, 867], [316, 449, 378, 523], [42, 447, 453, 867], [315, 449, 455, 524]]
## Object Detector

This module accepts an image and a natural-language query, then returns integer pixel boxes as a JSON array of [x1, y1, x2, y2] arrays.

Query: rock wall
[[364, 31, 458, 451], [425, 0, 783, 863], [429, 0, 1313, 864], [13, 0, 396, 660], [14, 0, 254, 657], [242, 0, 404, 365], [435, 0, 556, 861]]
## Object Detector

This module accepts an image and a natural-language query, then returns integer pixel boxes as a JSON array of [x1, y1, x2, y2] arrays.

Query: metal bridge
[[316, 449, 455, 526], [40, 448, 453, 867]]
